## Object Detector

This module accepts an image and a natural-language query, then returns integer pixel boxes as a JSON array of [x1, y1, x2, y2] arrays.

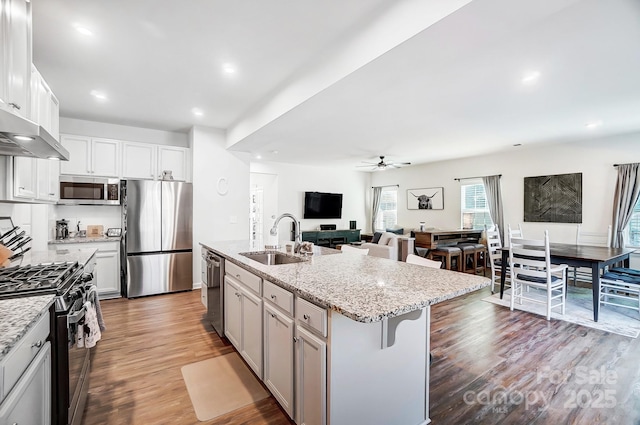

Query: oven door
[[64, 299, 91, 425]]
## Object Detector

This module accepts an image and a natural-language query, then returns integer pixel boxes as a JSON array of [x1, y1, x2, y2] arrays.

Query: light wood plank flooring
[[83, 288, 640, 424]]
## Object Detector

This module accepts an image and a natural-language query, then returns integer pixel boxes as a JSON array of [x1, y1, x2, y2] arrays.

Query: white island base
[[328, 306, 431, 425]]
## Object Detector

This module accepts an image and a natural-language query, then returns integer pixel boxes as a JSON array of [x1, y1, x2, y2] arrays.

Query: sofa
[[361, 231, 401, 261]]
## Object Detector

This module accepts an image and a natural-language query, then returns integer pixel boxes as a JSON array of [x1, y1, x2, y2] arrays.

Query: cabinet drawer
[[226, 261, 262, 295], [1, 311, 50, 400], [263, 280, 294, 316], [296, 298, 327, 337]]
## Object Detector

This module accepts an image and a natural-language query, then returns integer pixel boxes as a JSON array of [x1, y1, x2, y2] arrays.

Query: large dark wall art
[[524, 173, 582, 223]]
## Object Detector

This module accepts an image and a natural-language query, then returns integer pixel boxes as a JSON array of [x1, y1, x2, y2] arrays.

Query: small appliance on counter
[[56, 219, 70, 240]]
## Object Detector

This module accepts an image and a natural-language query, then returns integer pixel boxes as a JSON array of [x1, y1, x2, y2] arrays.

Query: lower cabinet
[[0, 341, 51, 425], [295, 321, 327, 425], [224, 275, 263, 378], [263, 303, 294, 418], [50, 241, 120, 298]]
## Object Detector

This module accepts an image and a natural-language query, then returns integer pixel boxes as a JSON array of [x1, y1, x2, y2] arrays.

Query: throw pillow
[[386, 227, 404, 235], [372, 232, 383, 244], [378, 232, 394, 246]]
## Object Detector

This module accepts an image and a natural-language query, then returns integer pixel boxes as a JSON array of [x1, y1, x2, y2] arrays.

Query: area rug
[[483, 286, 640, 338], [181, 352, 269, 421]]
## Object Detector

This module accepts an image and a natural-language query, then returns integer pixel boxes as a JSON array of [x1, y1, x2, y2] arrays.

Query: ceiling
[[32, 0, 640, 169]]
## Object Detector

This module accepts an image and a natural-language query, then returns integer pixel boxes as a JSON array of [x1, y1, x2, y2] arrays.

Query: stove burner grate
[[0, 261, 79, 296]]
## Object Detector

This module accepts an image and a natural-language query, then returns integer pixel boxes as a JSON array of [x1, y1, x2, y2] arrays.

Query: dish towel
[[77, 301, 102, 348]]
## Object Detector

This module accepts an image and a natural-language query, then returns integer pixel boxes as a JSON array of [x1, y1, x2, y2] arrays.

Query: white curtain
[[482, 175, 504, 243], [612, 163, 640, 248], [371, 187, 382, 234]]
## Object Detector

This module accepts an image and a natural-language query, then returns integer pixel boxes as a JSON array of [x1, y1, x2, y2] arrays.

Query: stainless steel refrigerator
[[122, 180, 193, 298]]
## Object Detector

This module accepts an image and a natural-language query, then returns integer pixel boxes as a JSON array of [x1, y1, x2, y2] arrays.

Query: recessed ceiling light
[[222, 63, 236, 74], [255, 154, 262, 160], [72, 23, 93, 36], [14, 135, 34, 142], [192, 108, 203, 117], [90, 90, 107, 100], [521, 71, 541, 84], [585, 120, 603, 129]]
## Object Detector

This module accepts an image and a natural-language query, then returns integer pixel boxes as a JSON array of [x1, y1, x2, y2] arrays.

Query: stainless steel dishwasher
[[202, 249, 225, 337]]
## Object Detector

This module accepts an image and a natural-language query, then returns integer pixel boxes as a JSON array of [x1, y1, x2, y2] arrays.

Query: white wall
[[370, 132, 640, 246], [60, 117, 189, 147], [250, 161, 370, 244], [53, 205, 122, 237], [191, 126, 251, 283]]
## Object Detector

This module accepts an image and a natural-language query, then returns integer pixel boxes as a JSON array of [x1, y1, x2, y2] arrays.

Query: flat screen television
[[304, 191, 343, 219]]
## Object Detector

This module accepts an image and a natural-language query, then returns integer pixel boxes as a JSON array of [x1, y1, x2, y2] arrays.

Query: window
[[628, 198, 640, 246], [374, 187, 397, 231], [460, 181, 493, 229]]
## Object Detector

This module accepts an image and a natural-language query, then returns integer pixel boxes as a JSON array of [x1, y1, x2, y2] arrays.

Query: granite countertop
[[0, 295, 55, 360], [200, 240, 490, 323], [48, 236, 121, 244], [7, 247, 97, 268]]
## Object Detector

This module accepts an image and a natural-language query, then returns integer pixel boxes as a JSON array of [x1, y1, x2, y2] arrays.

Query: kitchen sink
[[240, 251, 305, 265]]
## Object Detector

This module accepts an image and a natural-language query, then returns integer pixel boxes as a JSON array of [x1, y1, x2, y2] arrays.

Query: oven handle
[[67, 306, 86, 326]]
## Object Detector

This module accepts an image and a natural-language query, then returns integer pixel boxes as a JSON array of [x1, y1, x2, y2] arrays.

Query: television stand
[[302, 229, 361, 248]]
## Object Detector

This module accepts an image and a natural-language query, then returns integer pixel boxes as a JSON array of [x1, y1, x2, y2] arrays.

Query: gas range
[[0, 261, 84, 312]]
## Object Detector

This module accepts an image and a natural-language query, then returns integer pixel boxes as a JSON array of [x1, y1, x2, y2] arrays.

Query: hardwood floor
[[83, 288, 640, 424]]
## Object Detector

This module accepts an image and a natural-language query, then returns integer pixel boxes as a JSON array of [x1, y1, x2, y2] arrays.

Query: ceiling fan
[[357, 156, 411, 171]]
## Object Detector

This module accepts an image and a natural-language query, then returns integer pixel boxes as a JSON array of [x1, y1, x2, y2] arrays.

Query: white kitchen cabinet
[[122, 141, 156, 180], [50, 241, 120, 298], [30, 65, 60, 141], [295, 325, 327, 425], [13, 156, 36, 199], [36, 158, 59, 202], [223, 274, 263, 378], [264, 302, 294, 418], [158, 146, 189, 181], [0, 341, 51, 425], [60, 135, 120, 177], [0, 0, 32, 119]]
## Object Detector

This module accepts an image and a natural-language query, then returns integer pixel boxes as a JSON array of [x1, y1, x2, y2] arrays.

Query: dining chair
[[340, 245, 369, 255], [573, 224, 612, 284], [485, 225, 507, 293], [509, 230, 568, 320], [507, 223, 524, 240], [599, 268, 640, 316], [406, 254, 441, 268]]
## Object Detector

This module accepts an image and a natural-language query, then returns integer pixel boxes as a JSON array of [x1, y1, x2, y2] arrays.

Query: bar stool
[[458, 242, 487, 275], [428, 246, 462, 271]]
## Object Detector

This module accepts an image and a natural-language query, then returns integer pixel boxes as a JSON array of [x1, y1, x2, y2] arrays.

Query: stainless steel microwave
[[59, 176, 121, 205]]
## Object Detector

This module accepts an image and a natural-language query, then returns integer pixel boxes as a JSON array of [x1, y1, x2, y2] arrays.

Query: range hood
[[0, 108, 69, 160]]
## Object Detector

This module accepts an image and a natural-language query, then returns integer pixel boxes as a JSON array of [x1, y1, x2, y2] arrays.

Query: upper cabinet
[[60, 135, 120, 177], [0, 0, 32, 119], [30, 65, 60, 140], [63, 134, 191, 181]]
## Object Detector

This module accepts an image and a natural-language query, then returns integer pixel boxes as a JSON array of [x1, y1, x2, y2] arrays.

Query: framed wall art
[[407, 187, 444, 210], [524, 172, 582, 223]]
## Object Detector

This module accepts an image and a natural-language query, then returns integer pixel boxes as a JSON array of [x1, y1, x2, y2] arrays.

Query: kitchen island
[[201, 240, 490, 425]]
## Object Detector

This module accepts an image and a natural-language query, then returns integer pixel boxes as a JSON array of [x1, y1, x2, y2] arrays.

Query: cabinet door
[[122, 142, 156, 180], [0, 341, 51, 425], [264, 303, 294, 418], [13, 156, 36, 198], [60, 135, 91, 175], [91, 138, 120, 177], [36, 158, 49, 200], [224, 277, 242, 350], [47, 158, 59, 201], [95, 246, 120, 296], [241, 285, 263, 378], [296, 326, 327, 425], [158, 146, 188, 181], [3, 0, 31, 118], [49, 94, 60, 141]]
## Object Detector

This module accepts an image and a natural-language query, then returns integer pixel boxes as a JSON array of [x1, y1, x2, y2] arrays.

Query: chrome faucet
[[270, 213, 301, 253]]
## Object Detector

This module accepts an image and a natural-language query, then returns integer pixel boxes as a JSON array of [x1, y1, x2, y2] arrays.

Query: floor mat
[[181, 352, 269, 421], [483, 286, 640, 338]]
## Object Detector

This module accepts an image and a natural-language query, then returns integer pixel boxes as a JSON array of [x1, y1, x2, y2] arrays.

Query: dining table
[[499, 243, 636, 322]]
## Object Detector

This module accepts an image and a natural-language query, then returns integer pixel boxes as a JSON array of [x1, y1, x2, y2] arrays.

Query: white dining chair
[[406, 254, 441, 268], [485, 225, 507, 293], [509, 230, 568, 320], [573, 224, 612, 284], [340, 245, 369, 255]]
